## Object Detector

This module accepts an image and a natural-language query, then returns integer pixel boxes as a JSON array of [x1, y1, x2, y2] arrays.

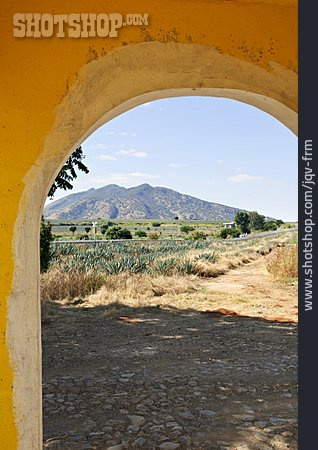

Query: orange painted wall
[[0, 1, 297, 447]]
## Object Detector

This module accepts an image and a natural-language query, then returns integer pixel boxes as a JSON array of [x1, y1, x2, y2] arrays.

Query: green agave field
[[50, 240, 218, 275], [49, 234, 295, 276]]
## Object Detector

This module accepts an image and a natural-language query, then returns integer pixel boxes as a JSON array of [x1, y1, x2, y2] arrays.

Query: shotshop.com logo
[[13, 13, 149, 38]]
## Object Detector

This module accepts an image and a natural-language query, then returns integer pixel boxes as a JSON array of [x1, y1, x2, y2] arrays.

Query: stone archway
[[6, 41, 297, 449]]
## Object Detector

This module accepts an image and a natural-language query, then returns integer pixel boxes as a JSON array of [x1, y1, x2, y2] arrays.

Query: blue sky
[[48, 97, 298, 221]]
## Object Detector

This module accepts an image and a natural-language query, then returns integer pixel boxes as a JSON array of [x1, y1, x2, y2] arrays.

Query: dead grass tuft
[[266, 244, 298, 281], [84, 273, 198, 308], [41, 268, 105, 301], [192, 261, 227, 277], [41, 269, 198, 308]]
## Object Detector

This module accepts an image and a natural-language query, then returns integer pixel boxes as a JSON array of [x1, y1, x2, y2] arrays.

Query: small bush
[[266, 244, 298, 281], [69, 226, 77, 235], [264, 221, 278, 231], [218, 227, 240, 239], [105, 226, 132, 240], [275, 219, 284, 227], [40, 219, 53, 272], [135, 230, 147, 238], [148, 232, 160, 240], [77, 234, 89, 240], [189, 231, 206, 241], [180, 225, 195, 234]]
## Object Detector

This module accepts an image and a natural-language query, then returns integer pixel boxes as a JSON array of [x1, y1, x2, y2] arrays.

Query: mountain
[[44, 184, 245, 221]]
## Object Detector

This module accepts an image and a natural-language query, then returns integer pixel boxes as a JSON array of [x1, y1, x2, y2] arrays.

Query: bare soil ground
[[42, 256, 297, 449], [199, 258, 297, 323]]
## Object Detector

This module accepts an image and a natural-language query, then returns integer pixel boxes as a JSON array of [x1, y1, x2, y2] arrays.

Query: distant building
[[223, 222, 236, 228]]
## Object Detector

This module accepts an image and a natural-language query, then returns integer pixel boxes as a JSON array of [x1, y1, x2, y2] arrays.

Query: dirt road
[[199, 258, 297, 323], [42, 258, 297, 449]]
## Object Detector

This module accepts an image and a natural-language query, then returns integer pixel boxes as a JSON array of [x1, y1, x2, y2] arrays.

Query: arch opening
[[7, 41, 297, 448], [41, 95, 297, 448]]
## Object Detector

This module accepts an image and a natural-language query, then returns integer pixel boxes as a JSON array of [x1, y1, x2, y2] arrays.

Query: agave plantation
[[41, 232, 298, 303]]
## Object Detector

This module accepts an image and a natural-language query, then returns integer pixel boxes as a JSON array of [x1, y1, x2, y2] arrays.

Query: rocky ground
[[42, 300, 297, 449]]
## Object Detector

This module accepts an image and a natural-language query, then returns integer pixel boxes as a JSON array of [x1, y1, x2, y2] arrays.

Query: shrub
[[100, 222, 114, 235], [105, 226, 132, 240], [69, 226, 77, 235], [135, 230, 147, 238], [264, 221, 278, 231], [275, 219, 284, 227], [151, 222, 161, 227], [281, 223, 294, 229], [100, 224, 109, 235], [77, 234, 89, 240], [40, 219, 53, 272], [189, 231, 206, 241], [266, 244, 298, 281], [148, 232, 160, 240], [180, 225, 195, 234], [218, 227, 240, 239]]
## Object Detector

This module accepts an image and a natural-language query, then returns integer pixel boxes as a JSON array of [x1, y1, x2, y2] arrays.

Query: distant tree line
[[218, 211, 284, 239]]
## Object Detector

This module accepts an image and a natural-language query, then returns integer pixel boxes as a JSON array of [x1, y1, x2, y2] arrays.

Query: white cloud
[[217, 159, 225, 164], [91, 172, 160, 185], [132, 152, 148, 158], [96, 154, 117, 161], [169, 163, 189, 168], [103, 131, 136, 137], [227, 174, 264, 183], [117, 148, 148, 158]]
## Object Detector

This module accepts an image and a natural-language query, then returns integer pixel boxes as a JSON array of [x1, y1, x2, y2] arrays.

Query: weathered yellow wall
[[0, 1, 297, 448]]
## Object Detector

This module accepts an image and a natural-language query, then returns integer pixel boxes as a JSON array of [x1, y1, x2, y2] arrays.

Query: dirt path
[[42, 260, 298, 450], [199, 257, 298, 323]]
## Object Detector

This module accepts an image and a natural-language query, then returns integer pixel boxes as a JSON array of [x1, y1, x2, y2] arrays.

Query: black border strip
[[298, 2, 318, 448]]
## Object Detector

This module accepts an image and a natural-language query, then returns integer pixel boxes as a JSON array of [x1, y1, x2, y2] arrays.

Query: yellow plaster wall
[[0, 1, 297, 448]]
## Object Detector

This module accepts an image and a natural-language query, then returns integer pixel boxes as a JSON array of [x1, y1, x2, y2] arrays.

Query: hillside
[[44, 184, 245, 220]]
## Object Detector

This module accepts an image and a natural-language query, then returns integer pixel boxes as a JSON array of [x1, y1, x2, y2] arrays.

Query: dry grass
[[66, 275, 253, 316], [266, 244, 298, 281], [41, 232, 297, 304], [41, 268, 106, 301], [81, 273, 198, 309], [41, 269, 198, 304]]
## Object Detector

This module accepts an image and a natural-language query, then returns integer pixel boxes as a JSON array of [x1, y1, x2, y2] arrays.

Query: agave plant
[[50, 238, 220, 276], [194, 252, 219, 263], [177, 258, 195, 274]]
